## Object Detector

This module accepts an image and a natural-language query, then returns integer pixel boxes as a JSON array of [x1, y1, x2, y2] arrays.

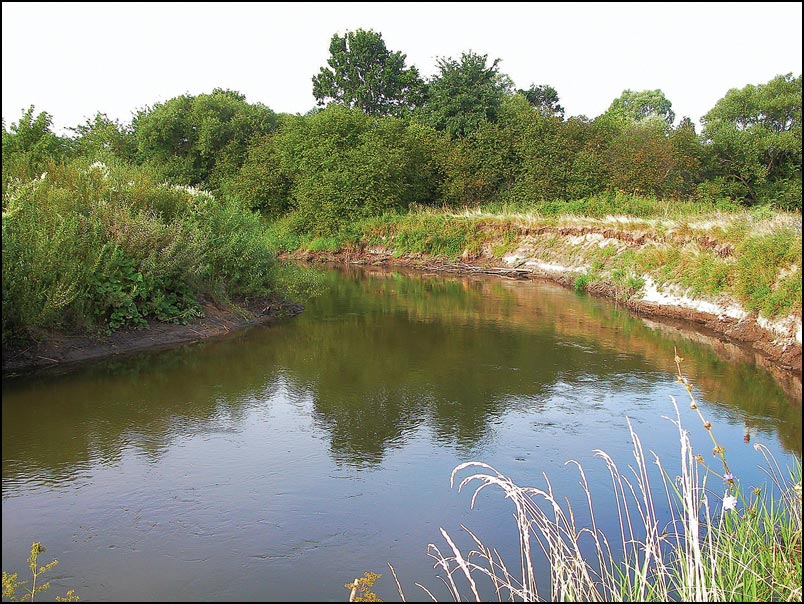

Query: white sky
[[3, 2, 802, 134]]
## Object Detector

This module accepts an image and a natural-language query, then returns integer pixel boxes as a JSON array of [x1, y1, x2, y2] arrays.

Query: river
[[2, 264, 800, 601]]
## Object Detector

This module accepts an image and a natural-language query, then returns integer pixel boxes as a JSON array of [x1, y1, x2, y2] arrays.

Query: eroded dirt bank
[[283, 245, 802, 380], [2, 296, 303, 375]]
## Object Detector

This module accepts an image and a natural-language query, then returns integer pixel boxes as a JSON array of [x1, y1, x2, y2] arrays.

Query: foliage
[[605, 88, 676, 126], [606, 120, 678, 196], [68, 112, 137, 163], [312, 29, 424, 117], [2, 542, 79, 602], [222, 131, 293, 216], [573, 273, 591, 292], [418, 51, 512, 139], [1, 159, 277, 342], [132, 88, 277, 192], [2, 107, 71, 193], [518, 83, 565, 118], [345, 572, 382, 602], [701, 73, 802, 208], [252, 106, 439, 234]]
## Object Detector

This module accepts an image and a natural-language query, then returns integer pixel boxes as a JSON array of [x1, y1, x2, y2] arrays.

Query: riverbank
[[1, 295, 303, 375], [277, 209, 802, 379]]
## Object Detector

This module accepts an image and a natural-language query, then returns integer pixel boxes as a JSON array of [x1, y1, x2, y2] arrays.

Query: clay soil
[[2, 296, 303, 375]]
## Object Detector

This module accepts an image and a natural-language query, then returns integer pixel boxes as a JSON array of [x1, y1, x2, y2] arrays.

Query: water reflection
[[3, 264, 799, 489]]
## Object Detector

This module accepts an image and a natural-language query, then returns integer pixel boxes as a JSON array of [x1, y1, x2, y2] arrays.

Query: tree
[[420, 51, 513, 139], [518, 84, 565, 118], [2, 106, 71, 190], [606, 121, 678, 196], [701, 73, 801, 207], [312, 29, 424, 117], [606, 89, 676, 126], [133, 88, 278, 190], [669, 117, 704, 198], [69, 112, 137, 162], [245, 106, 439, 231]]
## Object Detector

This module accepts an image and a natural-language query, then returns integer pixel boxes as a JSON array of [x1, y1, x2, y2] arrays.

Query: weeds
[[381, 354, 801, 601], [346, 572, 383, 602], [2, 160, 279, 342], [2, 542, 78, 602]]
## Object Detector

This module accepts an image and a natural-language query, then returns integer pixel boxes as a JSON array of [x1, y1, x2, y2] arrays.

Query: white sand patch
[[757, 314, 803, 344], [527, 261, 579, 273], [566, 233, 620, 249], [641, 277, 748, 320], [502, 254, 582, 274]]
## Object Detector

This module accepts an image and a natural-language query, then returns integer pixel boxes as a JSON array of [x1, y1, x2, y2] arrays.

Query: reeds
[[391, 353, 802, 601]]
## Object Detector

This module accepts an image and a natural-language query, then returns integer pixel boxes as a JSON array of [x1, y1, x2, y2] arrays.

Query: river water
[[2, 264, 800, 601]]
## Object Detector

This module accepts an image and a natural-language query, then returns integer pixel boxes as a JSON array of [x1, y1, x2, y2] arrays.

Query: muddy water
[[2, 265, 800, 601]]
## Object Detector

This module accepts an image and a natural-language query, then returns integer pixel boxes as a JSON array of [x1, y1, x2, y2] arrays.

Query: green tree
[[2, 106, 70, 191], [701, 73, 802, 208], [268, 106, 438, 233], [133, 88, 278, 191], [606, 89, 676, 126], [312, 29, 424, 117], [518, 83, 565, 118], [606, 121, 677, 196], [225, 130, 293, 217], [69, 112, 137, 162], [669, 117, 704, 198], [419, 51, 513, 139]]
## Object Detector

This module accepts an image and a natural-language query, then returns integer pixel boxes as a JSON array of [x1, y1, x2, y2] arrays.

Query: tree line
[[3, 27, 802, 241]]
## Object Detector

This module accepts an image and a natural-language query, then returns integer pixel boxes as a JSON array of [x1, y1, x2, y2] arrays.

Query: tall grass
[[2, 159, 280, 342], [389, 355, 801, 601]]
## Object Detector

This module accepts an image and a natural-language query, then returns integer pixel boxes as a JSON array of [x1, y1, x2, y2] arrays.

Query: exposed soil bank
[[283, 246, 802, 379], [2, 296, 303, 376]]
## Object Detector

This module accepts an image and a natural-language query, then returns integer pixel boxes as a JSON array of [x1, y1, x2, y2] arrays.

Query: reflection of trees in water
[[2, 266, 799, 485]]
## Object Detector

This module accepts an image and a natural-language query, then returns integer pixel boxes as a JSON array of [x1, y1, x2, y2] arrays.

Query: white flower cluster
[[87, 161, 110, 178]]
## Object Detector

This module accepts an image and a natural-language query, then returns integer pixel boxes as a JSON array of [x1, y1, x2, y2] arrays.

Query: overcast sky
[[3, 2, 802, 133]]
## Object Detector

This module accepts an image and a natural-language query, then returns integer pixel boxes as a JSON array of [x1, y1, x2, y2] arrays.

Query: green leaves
[[132, 89, 278, 192], [605, 89, 676, 126], [702, 73, 802, 208], [312, 29, 424, 117], [419, 51, 511, 139]]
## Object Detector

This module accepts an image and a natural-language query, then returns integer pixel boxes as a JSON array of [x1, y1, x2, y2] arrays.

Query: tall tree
[[518, 83, 565, 118], [701, 73, 801, 207], [312, 29, 424, 117], [420, 51, 513, 138], [606, 89, 676, 126]]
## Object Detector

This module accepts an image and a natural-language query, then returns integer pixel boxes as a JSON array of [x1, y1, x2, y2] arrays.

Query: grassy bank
[[2, 160, 281, 345], [267, 195, 802, 324]]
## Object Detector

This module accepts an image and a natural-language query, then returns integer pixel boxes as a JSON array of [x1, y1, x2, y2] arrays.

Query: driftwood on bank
[[421, 262, 533, 280]]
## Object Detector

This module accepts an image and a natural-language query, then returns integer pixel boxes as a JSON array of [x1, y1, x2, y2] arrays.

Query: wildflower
[[722, 493, 738, 511], [712, 445, 725, 456], [704, 421, 712, 430], [695, 454, 704, 464], [689, 402, 697, 410], [723, 472, 735, 483]]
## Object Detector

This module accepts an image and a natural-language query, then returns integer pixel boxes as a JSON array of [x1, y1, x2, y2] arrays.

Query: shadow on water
[[3, 263, 800, 487]]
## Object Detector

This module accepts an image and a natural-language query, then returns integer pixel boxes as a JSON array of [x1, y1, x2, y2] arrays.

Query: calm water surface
[[2, 265, 801, 601]]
